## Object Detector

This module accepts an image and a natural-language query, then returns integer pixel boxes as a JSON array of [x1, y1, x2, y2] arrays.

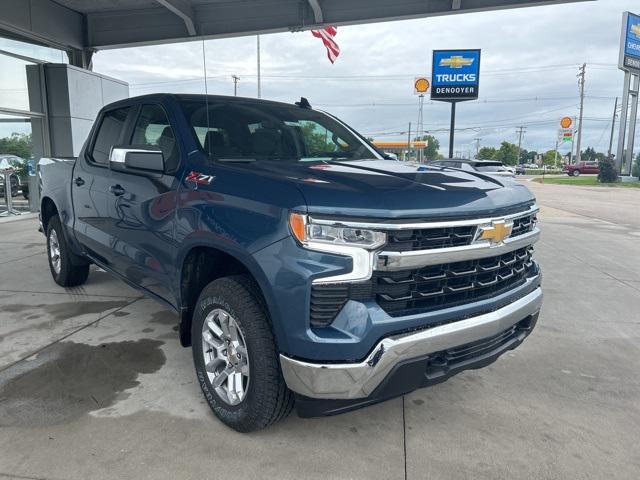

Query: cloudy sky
[[91, 0, 633, 157]]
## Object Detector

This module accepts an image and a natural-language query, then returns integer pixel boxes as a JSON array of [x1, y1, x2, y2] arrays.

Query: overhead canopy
[[1, 0, 590, 53]]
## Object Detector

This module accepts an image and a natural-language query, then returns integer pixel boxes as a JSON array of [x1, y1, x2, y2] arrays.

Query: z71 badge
[[186, 171, 215, 185]]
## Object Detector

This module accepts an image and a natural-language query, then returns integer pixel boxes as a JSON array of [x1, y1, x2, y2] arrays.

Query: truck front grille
[[384, 225, 476, 251], [510, 214, 536, 238], [309, 247, 536, 327], [382, 212, 536, 252], [374, 246, 535, 316]]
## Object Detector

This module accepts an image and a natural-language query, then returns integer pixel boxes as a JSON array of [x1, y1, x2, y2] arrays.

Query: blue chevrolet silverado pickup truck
[[38, 93, 542, 432]]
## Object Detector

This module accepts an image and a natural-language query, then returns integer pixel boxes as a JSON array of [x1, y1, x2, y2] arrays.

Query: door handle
[[109, 184, 125, 196], [74, 177, 85, 186]]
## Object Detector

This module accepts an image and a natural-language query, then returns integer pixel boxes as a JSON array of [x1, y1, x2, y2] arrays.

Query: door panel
[[105, 104, 180, 304], [72, 107, 131, 265]]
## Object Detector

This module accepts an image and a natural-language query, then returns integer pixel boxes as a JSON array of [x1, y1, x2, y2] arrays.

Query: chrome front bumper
[[280, 287, 542, 399]]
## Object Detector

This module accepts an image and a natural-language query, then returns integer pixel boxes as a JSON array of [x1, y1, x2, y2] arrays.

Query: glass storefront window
[[0, 113, 45, 212], [0, 37, 66, 64], [0, 54, 37, 111], [0, 35, 63, 213]]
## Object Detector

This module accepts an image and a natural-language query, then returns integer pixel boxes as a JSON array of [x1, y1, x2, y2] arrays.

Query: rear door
[[72, 106, 133, 264], [105, 103, 181, 304]]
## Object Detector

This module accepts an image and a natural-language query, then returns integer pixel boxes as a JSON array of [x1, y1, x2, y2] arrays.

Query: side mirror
[[110, 146, 164, 173]]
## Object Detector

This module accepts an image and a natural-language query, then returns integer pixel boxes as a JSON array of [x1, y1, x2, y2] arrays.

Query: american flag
[[311, 26, 340, 63]]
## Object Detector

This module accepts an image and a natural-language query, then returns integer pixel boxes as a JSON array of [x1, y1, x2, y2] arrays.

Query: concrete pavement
[[0, 183, 638, 479]]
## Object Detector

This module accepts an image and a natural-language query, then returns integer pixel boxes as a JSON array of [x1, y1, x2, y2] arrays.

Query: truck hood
[[227, 159, 536, 219]]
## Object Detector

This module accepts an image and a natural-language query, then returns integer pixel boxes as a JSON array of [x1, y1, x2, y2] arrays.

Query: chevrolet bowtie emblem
[[440, 56, 474, 69], [478, 221, 513, 245], [632, 24, 640, 38]]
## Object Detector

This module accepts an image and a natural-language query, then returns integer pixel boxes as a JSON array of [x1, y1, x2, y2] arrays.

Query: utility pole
[[570, 116, 577, 164], [575, 63, 586, 163], [257, 35, 262, 99], [473, 137, 481, 158], [407, 122, 412, 161], [231, 75, 240, 96], [608, 97, 618, 158], [516, 126, 526, 164]]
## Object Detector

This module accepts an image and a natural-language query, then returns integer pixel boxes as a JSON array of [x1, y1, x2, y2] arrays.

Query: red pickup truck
[[564, 161, 599, 176]]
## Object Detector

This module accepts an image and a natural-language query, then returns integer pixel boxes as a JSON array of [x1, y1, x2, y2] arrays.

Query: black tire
[[192, 275, 294, 432], [572, 170, 581, 177], [46, 215, 90, 287]]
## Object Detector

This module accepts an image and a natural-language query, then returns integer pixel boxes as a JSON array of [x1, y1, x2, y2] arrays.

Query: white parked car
[[429, 159, 516, 178]]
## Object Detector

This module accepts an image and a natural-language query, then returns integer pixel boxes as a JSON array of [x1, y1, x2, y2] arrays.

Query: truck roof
[[102, 93, 303, 111]]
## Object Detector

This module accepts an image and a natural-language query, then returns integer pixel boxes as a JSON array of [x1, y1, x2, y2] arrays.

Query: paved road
[[0, 184, 639, 480], [525, 179, 640, 229]]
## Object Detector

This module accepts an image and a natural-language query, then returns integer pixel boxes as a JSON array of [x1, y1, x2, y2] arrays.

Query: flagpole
[[257, 35, 262, 99]]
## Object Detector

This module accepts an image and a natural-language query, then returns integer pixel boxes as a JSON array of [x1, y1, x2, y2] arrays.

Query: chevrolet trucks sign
[[431, 49, 481, 101], [620, 12, 640, 72]]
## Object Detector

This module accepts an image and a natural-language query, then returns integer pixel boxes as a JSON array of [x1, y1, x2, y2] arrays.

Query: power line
[[127, 62, 602, 87]]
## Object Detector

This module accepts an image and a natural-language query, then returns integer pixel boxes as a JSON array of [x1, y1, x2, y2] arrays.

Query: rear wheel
[[192, 275, 293, 432], [46, 215, 90, 287]]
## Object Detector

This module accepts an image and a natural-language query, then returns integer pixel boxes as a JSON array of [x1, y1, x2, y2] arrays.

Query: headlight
[[289, 213, 386, 250]]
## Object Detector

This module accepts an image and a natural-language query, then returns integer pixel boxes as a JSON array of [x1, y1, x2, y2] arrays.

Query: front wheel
[[46, 215, 90, 287], [192, 275, 293, 432], [572, 169, 581, 177]]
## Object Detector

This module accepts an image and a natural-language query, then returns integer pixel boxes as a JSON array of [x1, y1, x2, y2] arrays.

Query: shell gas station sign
[[559, 117, 574, 143], [414, 77, 431, 95]]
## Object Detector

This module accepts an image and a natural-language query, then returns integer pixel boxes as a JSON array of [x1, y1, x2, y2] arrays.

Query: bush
[[598, 158, 618, 183], [525, 169, 563, 175]]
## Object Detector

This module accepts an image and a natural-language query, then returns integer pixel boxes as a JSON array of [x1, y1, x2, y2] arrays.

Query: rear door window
[[90, 107, 130, 165]]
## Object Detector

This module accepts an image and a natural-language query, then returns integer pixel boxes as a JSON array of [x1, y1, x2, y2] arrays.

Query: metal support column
[[624, 74, 639, 176], [448, 102, 456, 159], [616, 71, 632, 173]]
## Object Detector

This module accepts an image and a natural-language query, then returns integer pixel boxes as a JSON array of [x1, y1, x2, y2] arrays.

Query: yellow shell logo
[[632, 23, 640, 39], [560, 117, 572, 129], [414, 78, 430, 93]]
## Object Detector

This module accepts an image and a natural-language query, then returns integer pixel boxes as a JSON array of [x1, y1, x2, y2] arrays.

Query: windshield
[[180, 99, 379, 162], [475, 163, 507, 172]]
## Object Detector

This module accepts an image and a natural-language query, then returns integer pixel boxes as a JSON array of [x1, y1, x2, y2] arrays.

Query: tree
[[299, 122, 333, 155], [542, 150, 557, 166], [415, 135, 440, 160], [598, 157, 618, 183], [477, 147, 497, 159], [495, 141, 520, 166], [0, 132, 32, 160], [523, 150, 538, 163]]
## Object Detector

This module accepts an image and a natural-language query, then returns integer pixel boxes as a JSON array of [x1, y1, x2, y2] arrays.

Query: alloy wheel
[[201, 308, 250, 406]]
